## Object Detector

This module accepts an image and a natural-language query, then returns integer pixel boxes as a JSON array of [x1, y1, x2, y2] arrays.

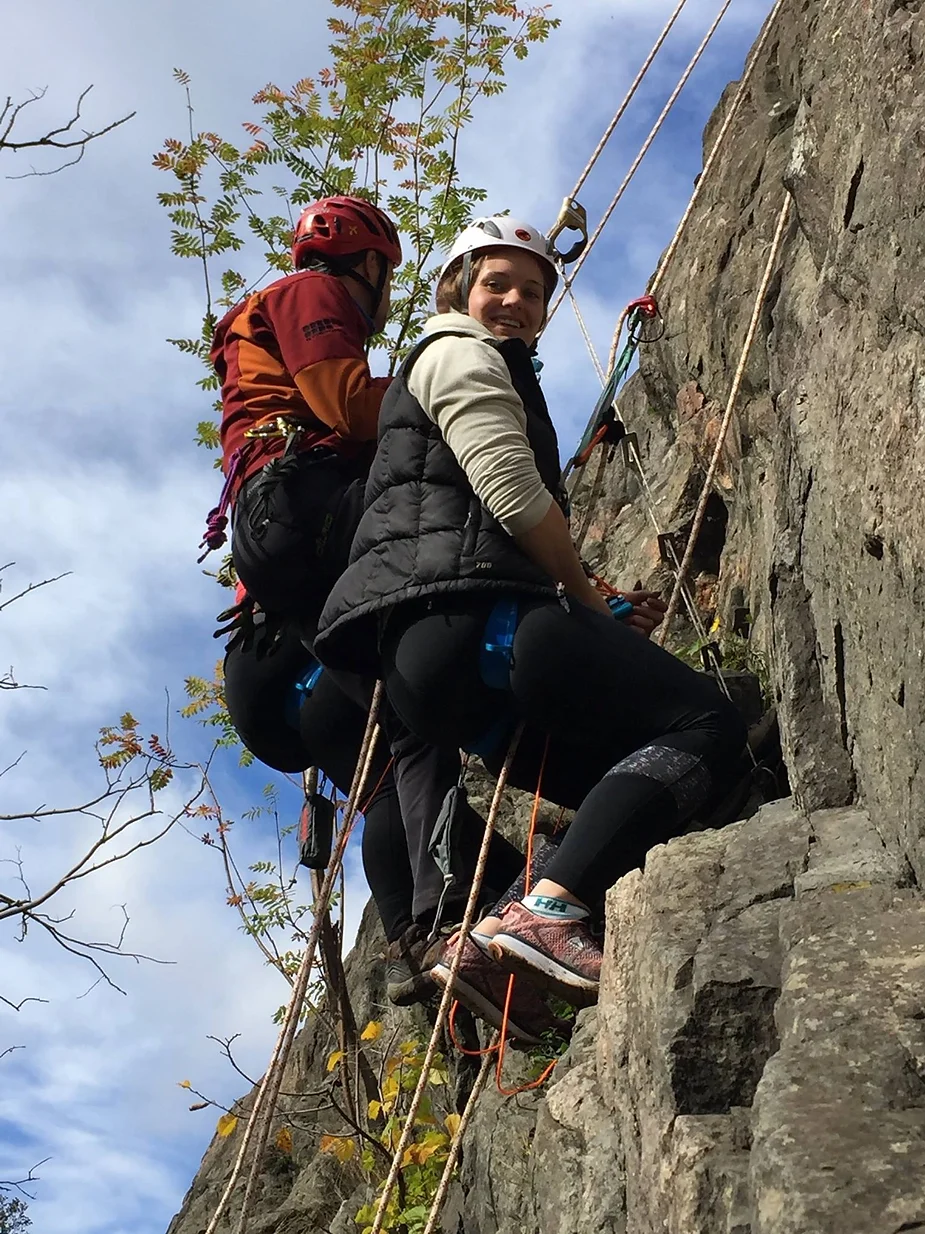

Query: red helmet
[[291, 196, 402, 270]]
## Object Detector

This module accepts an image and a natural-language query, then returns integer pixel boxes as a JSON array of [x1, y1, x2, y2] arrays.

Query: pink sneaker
[[431, 933, 564, 1046], [489, 902, 602, 1006]]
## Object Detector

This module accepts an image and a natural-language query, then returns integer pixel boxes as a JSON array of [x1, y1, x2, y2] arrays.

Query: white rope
[[546, 0, 736, 330], [368, 727, 524, 1234], [564, 0, 694, 204], [420, 1047, 495, 1234], [657, 195, 792, 642], [205, 684, 383, 1234]]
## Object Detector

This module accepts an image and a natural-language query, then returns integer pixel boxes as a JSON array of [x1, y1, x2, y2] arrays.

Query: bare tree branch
[[0, 564, 70, 690], [0, 1157, 50, 1200], [2, 714, 215, 1000], [0, 566, 70, 615], [0, 993, 48, 1013], [1, 85, 135, 179], [0, 752, 26, 780]]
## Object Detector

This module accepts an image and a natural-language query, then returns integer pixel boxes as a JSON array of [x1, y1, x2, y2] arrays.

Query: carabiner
[[548, 196, 589, 266]]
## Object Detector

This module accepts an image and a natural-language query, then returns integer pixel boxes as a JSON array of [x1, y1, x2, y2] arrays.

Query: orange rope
[[448, 998, 502, 1057], [358, 756, 395, 816]]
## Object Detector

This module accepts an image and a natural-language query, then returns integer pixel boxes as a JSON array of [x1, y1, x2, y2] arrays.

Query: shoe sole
[[387, 971, 438, 1007], [431, 962, 543, 1046], [489, 934, 599, 1008]]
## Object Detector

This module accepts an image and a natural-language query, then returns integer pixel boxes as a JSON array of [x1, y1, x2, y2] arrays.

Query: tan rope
[[368, 726, 524, 1234], [657, 195, 792, 643], [650, 0, 789, 298], [205, 684, 383, 1234], [564, 0, 693, 204], [565, 283, 605, 383], [420, 1045, 496, 1234], [547, 0, 735, 330]]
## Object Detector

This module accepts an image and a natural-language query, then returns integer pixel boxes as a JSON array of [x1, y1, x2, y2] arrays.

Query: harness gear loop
[[547, 196, 588, 265]]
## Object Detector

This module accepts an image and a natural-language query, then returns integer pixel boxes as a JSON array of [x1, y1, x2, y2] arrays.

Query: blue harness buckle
[[479, 598, 519, 691]]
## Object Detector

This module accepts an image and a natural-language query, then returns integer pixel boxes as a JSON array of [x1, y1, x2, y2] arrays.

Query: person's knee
[[706, 694, 749, 771]]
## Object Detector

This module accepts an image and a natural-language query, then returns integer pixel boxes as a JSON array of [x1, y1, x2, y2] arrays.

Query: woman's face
[[466, 250, 548, 347]]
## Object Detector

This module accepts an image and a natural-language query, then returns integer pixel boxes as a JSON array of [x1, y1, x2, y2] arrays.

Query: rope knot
[[197, 511, 228, 563]]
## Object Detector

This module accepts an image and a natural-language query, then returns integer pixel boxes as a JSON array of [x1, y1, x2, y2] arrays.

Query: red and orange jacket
[[212, 270, 392, 495]]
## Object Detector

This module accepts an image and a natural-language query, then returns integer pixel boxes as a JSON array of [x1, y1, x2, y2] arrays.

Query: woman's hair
[[435, 250, 554, 317], [435, 254, 487, 314]]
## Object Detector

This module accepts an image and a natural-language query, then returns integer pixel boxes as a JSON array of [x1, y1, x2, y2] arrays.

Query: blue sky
[[0, 1, 772, 1230]]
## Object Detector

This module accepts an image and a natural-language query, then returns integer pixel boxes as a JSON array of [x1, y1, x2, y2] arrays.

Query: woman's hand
[[618, 588, 667, 638]]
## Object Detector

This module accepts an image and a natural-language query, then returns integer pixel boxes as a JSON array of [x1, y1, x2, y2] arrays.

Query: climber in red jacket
[[210, 194, 402, 627]]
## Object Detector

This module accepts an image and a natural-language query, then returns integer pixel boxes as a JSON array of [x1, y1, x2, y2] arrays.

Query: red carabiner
[[626, 293, 659, 318]]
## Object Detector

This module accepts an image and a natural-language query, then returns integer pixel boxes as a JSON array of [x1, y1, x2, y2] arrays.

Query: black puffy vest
[[314, 330, 563, 673]]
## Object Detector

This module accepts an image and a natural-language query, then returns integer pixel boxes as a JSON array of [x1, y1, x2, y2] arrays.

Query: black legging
[[381, 593, 747, 907], [223, 620, 523, 938]]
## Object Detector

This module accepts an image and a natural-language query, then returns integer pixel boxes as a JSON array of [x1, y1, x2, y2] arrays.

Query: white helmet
[[438, 215, 559, 302]]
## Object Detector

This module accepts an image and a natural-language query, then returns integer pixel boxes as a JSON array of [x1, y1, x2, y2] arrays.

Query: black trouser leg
[[328, 668, 525, 929], [299, 672, 415, 942], [382, 595, 747, 907]]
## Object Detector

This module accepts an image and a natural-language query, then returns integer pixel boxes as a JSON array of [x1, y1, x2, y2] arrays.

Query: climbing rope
[[565, 0, 694, 206], [562, 0, 788, 660], [565, 283, 606, 384], [420, 1047, 496, 1234], [547, 0, 695, 265], [546, 0, 736, 332], [650, 0, 788, 300], [657, 194, 793, 642], [205, 683, 384, 1234], [367, 726, 524, 1234]]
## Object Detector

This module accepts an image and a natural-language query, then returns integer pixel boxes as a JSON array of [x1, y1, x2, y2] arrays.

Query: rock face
[[449, 799, 923, 1234], [167, 3, 925, 1231]]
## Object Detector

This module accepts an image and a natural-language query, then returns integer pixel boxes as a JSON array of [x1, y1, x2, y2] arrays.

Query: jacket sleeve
[[294, 358, 391, 441], [408, 335, 553, 536]]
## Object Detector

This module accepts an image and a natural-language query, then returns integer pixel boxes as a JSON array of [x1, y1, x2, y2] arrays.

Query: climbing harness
[[197, 415, 328, 562]]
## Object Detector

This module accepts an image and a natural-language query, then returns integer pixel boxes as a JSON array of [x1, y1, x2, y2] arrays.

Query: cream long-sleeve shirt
[[406, 313, 554, 536]]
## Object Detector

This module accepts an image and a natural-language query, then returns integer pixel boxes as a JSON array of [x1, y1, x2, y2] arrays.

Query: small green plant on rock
[[318, 1024, 459, 1234]]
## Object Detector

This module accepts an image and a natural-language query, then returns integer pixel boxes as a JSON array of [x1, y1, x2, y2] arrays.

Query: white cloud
[[0, 1, 776, 1229]]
